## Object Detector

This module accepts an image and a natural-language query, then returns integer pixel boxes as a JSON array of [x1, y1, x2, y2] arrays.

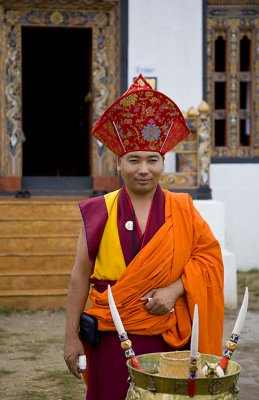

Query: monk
[[64, 75, 224, 400]]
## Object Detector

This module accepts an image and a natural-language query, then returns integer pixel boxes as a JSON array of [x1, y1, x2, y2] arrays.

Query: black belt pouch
[[79, 313, 100, 347]]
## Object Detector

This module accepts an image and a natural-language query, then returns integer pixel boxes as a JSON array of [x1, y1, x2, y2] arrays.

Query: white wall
[[211, 164, 259, 271], [128, 0, 203, 112]]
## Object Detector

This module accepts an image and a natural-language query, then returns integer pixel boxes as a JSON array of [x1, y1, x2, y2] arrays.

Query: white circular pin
[[125, 220, 134, 231]]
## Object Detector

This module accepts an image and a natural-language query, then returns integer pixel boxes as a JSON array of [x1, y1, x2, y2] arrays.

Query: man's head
[[117, 151, 164, 197]]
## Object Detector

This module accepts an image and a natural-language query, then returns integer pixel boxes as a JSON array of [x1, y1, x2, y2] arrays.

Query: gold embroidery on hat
[[146, 107, 154, 116], [137, 79, 145, 86], [120, 94, 138, 106], [149, 97, 159, 103]]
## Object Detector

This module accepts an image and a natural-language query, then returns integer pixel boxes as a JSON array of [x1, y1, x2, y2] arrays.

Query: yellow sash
[[92, 189, 126, 280]]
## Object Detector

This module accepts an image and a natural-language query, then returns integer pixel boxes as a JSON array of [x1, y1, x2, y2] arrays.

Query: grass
[[2, 367, 85, 400], [37, 369, 85, 400], [237, 268, 259, 273], [20, 390, 48, 400], [0, 328, 10, 338], [0, 307, 65, 316], [0, 328, 12, 345], [237, 270, 259, 293], [0, 307, 29, 316], [16, 340, 47, 354], [0, 368, 14, 376], [237, 270, 259, 309], [15, 336, 63, 356], [17, 355, 39, 361]]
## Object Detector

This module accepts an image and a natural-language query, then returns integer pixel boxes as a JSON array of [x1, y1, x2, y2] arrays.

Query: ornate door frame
[[0, 0, 121, 191]]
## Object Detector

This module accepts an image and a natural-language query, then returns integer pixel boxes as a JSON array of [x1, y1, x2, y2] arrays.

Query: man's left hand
[[140, 278, 185, 316]]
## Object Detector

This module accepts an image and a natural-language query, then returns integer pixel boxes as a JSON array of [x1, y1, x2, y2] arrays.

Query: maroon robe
[[79, 186, 189, 400]]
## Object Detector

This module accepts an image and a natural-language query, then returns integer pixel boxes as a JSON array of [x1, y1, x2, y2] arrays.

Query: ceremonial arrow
[[188, 304, 199, 397], [201, 287, 249, 378], [218, 286, 249, 372], [107, 285, 142, 370]]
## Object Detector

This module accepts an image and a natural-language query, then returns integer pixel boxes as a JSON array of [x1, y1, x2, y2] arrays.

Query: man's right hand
[[64, 336, 86, 379]]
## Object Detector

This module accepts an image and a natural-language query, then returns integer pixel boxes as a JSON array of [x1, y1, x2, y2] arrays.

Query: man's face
[[117, 151, 164, 196]]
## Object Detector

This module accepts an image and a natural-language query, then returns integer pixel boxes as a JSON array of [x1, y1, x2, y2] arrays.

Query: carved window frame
[[207, 2, 259, 161]]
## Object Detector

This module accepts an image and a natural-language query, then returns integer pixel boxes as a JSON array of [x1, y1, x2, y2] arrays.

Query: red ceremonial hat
[[91, 74, 190, 156]]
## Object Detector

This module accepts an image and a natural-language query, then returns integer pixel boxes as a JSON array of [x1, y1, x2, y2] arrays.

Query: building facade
[[0, 0, 258, 269]]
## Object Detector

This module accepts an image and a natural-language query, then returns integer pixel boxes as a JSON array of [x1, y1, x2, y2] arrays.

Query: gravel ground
[[0, 308, 258, 400], [0, 271, 258, 400]]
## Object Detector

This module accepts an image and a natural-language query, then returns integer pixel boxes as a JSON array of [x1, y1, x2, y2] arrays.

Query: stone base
[[197, 185, 212, 200], [222, 249, 237, 309], [194, 200, 237, 309], [0, 176, 22, 191], [93, 176, 120, 193]]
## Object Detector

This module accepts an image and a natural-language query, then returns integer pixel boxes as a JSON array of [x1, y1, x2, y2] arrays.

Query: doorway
[[21, 27, 92, 178]]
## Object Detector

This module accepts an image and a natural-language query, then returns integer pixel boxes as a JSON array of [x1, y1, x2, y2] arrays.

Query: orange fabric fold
[[85, 190, 224, 356]]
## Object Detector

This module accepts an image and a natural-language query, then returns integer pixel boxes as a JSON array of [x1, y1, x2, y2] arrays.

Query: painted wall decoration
[[160, 103, 211, 192]]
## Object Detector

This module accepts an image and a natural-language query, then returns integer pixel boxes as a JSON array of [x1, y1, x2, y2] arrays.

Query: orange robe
[[85, 189, 224, 356]]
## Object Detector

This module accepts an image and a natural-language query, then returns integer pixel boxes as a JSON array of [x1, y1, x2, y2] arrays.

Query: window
[[207, 3, 259, 160]]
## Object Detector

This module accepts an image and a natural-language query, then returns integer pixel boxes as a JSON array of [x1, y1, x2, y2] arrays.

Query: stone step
[[0, 198, 82, 219], [0, 289, 68, 309], [0, 274, 71, 291], [0, 235, 78, 253], [0, 289, 91, 310], [0, 197, 87, 309], [0, 253, 74, 274], [0, 219, 81, 236]]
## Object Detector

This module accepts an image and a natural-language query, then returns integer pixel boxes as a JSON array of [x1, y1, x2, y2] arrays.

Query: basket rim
[[127, 352, 241, 380]]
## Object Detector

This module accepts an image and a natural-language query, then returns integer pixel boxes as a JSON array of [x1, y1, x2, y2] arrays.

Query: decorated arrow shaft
[[107, 285, 142, 371], [188, 304, 199, 397], [219, 287, 249, 371]]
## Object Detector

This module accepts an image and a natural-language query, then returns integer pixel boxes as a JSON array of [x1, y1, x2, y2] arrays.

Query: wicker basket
[[159, 350, 202, 378]]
